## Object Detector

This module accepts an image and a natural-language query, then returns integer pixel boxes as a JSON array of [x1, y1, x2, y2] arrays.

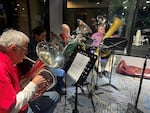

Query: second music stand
[[100, 37, 128, 90]]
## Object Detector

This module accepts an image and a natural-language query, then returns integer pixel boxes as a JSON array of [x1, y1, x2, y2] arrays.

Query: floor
[[54, 55, 150, 113]]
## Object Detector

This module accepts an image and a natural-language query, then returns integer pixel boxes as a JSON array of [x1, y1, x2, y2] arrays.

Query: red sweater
[[0, 52, 27, 113]]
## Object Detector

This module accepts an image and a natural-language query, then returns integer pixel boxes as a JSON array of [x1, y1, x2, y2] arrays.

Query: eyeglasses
[[16, 45, 28, 52]]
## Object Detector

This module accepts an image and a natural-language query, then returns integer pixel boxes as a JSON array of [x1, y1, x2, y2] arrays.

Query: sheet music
[[67, 53, 90, 82]]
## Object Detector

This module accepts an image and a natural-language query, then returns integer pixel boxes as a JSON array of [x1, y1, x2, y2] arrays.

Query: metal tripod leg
[[100, 52, 119, 91], [88, 91, 96, 112], [72, 83, 79, 113]]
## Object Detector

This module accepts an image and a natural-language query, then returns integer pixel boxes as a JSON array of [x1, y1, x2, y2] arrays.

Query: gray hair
[[61, 24, 70, 32], [0, 29, 30, 47]]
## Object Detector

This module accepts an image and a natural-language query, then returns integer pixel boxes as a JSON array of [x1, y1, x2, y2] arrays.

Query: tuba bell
[[36, 41, 65, 68], [99, 17, 124, 58], [104, 17, 124, 39]]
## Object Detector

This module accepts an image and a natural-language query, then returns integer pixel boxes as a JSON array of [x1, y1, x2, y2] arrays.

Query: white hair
[[61, 24, 70, 36], [0, 29, 29, 47], [61, 24, 70, 31]]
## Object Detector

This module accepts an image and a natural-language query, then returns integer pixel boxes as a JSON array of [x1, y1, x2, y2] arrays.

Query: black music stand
[[100, 37, 128, 90], [66, 45, 97, 113], [126, 56, 148, 113]]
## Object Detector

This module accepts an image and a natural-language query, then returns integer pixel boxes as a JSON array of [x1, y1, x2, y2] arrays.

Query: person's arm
[[0, 74, 37, 113], [0, 63, 46, 113], [11, 68, 47, 113], [11, 81, 38, 113], [0, 75, 16, 113]]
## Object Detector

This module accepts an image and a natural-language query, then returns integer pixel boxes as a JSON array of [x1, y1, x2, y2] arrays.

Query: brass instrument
[[22, 41, 65, 100], [36, 41, 65, 68], [63, 19, 93, 55], [100, 17, 124, 58], [104, 17, 124, 39]]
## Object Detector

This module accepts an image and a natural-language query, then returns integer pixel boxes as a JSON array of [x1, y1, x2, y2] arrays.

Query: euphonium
[[22, 41, 65, 100], [36, 41, 65, 68]]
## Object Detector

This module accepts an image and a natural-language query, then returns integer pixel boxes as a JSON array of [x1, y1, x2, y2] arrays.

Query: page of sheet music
[[67, 53, 90, 82]]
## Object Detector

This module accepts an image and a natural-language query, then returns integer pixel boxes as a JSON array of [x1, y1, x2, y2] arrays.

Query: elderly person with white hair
[[59, 24, 71, 46], [0, 29, 60, 113]]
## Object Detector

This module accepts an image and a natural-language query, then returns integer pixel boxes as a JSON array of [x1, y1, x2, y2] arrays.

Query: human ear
[[10, 44, 17, 52]]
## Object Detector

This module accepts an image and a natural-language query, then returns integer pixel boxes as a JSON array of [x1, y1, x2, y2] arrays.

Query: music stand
[[66, 45, 97, 113], [100, 37, 128, 90], [126, 56, 148, 113]]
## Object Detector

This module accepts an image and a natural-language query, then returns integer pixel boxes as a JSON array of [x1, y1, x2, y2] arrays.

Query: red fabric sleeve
[[0, 52, 28, 113], [0, 70, 16, 113]]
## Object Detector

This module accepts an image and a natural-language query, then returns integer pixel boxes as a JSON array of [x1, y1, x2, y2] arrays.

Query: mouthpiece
[[24, 56, 36, 64]]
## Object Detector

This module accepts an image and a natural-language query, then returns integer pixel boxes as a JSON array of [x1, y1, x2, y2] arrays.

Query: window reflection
[[65, 0, 150, 57], [0, 0, 49, 39]]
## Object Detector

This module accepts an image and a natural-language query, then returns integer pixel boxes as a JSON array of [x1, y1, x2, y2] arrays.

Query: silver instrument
[[23, 41, 65, 100], [36, 41, 65, 68]]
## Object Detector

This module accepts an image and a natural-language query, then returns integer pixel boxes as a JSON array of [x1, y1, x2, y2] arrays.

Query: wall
[[29, 0, 41, 29], [17, 0, 29, 35], [49, 0, 63, 35]]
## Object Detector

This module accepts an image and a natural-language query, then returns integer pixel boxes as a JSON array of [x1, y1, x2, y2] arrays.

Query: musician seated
[[90, 24, 106, 75], [0, 29, 60, 113], [91, 23, 105, 47], [18, 26, 66, 95], [90, 24, 119, 77], [59, 24, 71, 46], [59, 24, 76, 71]]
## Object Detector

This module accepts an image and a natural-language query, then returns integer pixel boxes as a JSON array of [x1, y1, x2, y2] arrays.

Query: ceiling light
[[146, 0, 150, 4], [96, 2, 100, 5]]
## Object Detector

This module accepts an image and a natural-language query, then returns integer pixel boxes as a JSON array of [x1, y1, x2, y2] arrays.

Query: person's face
[[65, 27, 70, 36], [36, 31, 47, 43], [97, 26, 105, 35], [15, 43, 28, 64], [62, 25, 70, 36], [9, 42, 28, 64]]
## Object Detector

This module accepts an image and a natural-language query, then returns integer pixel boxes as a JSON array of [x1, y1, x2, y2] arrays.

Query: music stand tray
[[100, 37, 128, 90], [103, 37, 128, 51]]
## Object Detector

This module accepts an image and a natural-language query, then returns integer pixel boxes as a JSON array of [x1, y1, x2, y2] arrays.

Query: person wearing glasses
[[18, 26, 66, 95], [17, 26, 47, 76], [0, 29, 60, 113]]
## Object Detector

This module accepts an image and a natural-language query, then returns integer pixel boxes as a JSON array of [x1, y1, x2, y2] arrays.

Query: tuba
[[104, 17, 124, 39], [100, 17, 124, 58], [22, 41, 65, 100]]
